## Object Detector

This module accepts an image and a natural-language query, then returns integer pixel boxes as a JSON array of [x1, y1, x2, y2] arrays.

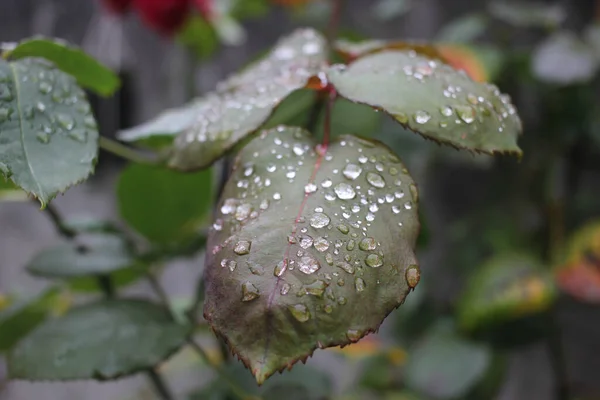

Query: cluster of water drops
[[173, 29, 327, 166], [328, 50, 522, 145], [210, 127, 420, 329], [0, 60, 97, 177]]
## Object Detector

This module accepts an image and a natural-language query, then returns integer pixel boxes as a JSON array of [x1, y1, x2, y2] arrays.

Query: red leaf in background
[[193, 0, 213, 19], [133, 0, 191, 35], [101, 0, 133, 15]]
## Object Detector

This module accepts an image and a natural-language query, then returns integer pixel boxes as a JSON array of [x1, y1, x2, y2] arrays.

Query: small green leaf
[[0, 58, 99, 207], [203, 126, 420, 383], [334, 39, 445, 62], [436, 13, 488, 43], [532, 31, 599, 85], [0, 176, 27, 201], [263, 89, 316, 129], [372, 0, 413, 21], [458, 254, 556, 347], [26, 234, 135, 279], [0, 288, 59, 353], [488, 1, 566, 28], [177, 16, 219, 60], [8, 299, 190, 380], [118, 99, 205, 149], [327, 51, 523, 156], [117, 163, 213, 244], [167, 28, 327, 171], [405, 320, 491, 399], [7, 37, 120, 96], [313, 98, 383, 139]]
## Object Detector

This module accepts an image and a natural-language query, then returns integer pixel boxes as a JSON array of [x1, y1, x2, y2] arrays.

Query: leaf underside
[[8, 299, 190, 381], [334, 39, 446, 62], [167, 28, 327, 171], [203, 126, 420, 384], [0, 58, 98, 207], [327, 50, 523, 156]]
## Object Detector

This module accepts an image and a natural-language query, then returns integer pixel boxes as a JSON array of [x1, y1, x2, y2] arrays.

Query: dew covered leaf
[[0, 59, 98, 207], [6, 37, 120, 97], [203, 126, 420, 384], [327, 51, 523, 156], [8, 299, 190, 380], [0, 288, 60, 353], [26, 233, 135, 279], [457, 254, 556, 337], [405, 320, 491, 399], [117, 163, 213, 245], [167, 28, 327, 171]]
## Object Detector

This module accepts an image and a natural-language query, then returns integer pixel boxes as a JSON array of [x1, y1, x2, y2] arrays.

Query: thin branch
[[305, 91, 326, 133], [99, 136, 158, 165], [146, 368, 175, 400], [145, 271, 256, 400], [43, 203, 77, 239], [323, 88, 337, 149], [548, 309, 570, 400], [327, 0, 345, 47]]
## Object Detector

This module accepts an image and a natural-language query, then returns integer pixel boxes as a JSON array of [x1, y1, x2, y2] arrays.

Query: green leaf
[[0, 58, 98, 207], [118, 99, 205, 149], [313, 98, 383, 139], [7, 37, 120, 97], [405, 320, 491, 399], [8, 299, 190, 380], [532, 31, 599, 85], [26, 234, 135, 278], [327, 51, 523, 156], [372, 0, 413, 21], [0, 175, 27, 201], [488, 1, 566, 28], [263, 89, 316, 129], [203, 126, 420, 384], [0, 288, 60, 353], [117, 163, 213, 244], [167, 28, 327, 171], [334, 39, 445, 62], [436, 13, 488, 43], [178, 16, 219, 60], [458, 254, 556, 346]]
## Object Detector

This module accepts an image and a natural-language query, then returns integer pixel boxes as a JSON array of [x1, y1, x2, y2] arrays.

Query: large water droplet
[[405, 264, 420, 289], [235, 203, 252, 221], [366, 172, 386, 188], [0, 162, 10, 177], [0, 107, 11, 122], [38, 81, 52, 94], [221, 198, 237, 214], [220, 258, 237, 271], [234, 240, 251, 255], [337, 224, 349, 234], [455, 105, 475, 124], [346, 239, 356, 251], [413, 110, 431, 124], [68, 128, 87, 143], [241, 282, 260, 302], [304, 182, 318, 194], [289, 304, 310, 322], [343, 163, 362, 180], [334, 183, 356, 200], [274, 260, 287, 277], [355, 277, 366, 292], [359, 237, 377, 251], [299, 255, 320, 274], [314, 237, 329, 252], [365, 254, 383, 268], [310, 212, 330, 229], [36, 131, 50, 144], [57, 113, 75, 131], [280, 282, 291, 295], [346, 329, 361, 342], [304, 280, 328, 297], [336, 261, 354, 274], [0, 84, 13, 101], [299, 235, 313, 249]]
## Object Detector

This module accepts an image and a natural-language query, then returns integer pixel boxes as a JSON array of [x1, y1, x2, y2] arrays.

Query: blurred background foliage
[[1, 0, 600, 399]]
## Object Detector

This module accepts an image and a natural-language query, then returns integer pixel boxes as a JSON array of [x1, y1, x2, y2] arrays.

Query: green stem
[[44, 203, 77, 239], [548, 309, 569, 400], [98, 136, 158, 165], [327, 0, 344, 46], [145, 272, 256, 400], [146, 368, 175, 400]]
